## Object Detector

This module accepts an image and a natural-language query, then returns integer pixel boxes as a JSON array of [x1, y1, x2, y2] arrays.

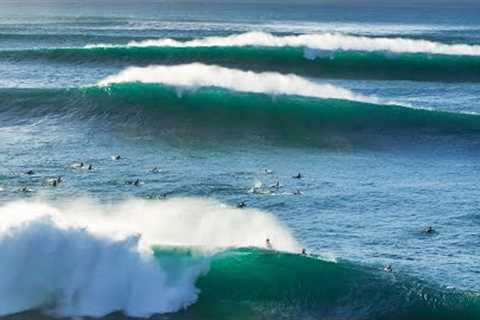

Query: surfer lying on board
[[266, 238, 273, 249]]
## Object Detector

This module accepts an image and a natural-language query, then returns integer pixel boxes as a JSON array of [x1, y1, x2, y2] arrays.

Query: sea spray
[[88, 32, 480, 56], [0, 200, 479, 320], [0, 198, 299, 317]]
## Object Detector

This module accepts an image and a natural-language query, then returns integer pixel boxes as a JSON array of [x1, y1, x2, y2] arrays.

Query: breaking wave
[[98, 63, 384, 104], [88, 31, 480, 56], [0, 198, 298, 317], [0, 198, 478, 320], [3, 33, 480, 82]]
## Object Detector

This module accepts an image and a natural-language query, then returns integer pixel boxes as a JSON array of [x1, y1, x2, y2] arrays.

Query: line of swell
[[2, 83, 480, 137], [1, 199, 478, 320], [2, 37, 479, 82], [87, 31, 480, 56], [97, 63, 387, 105]]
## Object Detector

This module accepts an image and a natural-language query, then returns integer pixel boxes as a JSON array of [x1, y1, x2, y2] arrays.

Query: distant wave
[[88, 32, 480, 56], [2, 19, 477, 37], [0, 198, 478, 319]]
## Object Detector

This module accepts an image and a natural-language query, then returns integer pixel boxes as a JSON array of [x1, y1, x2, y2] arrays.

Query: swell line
[[3, 43, 479, 82], [88, 31, 480, 56]]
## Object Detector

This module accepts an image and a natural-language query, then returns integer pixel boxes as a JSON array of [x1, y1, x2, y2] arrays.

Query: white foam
[[98, 63, 382, 104], [0, 198, 299, 318], [88, 31, 480, 56]]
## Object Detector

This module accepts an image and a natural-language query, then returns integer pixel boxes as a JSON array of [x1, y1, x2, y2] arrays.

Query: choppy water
[[0, 1, 479, 319]]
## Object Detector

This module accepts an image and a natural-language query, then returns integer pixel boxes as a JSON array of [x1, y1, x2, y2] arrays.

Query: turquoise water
[[0, 1, 479, 319]]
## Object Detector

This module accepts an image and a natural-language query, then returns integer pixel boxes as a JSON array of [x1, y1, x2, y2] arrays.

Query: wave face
[[191, 248, 480, 320], [1, 198, 478, 319], [2, 76, 480, 140], [0, 198, 298, 318], [88, 31, 480, 56]]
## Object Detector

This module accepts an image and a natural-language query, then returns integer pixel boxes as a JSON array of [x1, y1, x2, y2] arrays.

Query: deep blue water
[[0, 1, 479, 319]]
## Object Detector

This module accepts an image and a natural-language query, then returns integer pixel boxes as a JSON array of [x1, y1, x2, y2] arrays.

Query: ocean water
[[0, 1, 480, 319]]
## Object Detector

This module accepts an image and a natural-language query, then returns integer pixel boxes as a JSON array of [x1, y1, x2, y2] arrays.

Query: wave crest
[[0, 198, 299, 317], [98, 63, 384, 104], [88, 31, 480, 56]]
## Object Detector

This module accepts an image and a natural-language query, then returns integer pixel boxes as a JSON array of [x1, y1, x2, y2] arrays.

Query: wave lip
[[98, 63, 385, 105], [89, 31, 480, 56]]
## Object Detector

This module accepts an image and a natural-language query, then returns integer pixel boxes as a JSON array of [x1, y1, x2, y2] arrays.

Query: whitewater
[[88, 32, 480, 56], [98, 63, 387, 104], [0, 198, 299, 317]]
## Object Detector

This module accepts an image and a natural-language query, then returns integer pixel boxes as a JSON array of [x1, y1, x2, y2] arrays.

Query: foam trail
[[0, 198, 299, 317], [98, 63, 382, 104], [88, 32, 480, 56]]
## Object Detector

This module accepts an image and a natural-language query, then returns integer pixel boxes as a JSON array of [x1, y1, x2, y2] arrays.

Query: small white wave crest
[[87, 31, 480, 56]]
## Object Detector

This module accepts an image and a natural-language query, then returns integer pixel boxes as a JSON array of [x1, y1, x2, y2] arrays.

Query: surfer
[[424, 226, 434, 234], [126, 178, 140, 186], [25, 170, 34, 175], [19, 186, 32, 193], [237, 201, 247, 208], [264, 169, 273, 175], [112, 155, 121, 161], [384, 264, 393, 273], [270, 180, 280, 190], [293, 189, 303, 195], [47, 176, 63, 187], [293, 172, 302, 179], [301, 248, 307, 255], [71, 162, 84, 169], [266, 238, 273, 249]]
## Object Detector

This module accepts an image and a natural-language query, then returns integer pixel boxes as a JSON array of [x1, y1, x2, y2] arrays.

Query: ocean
[[0, 1, 479, 319]]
